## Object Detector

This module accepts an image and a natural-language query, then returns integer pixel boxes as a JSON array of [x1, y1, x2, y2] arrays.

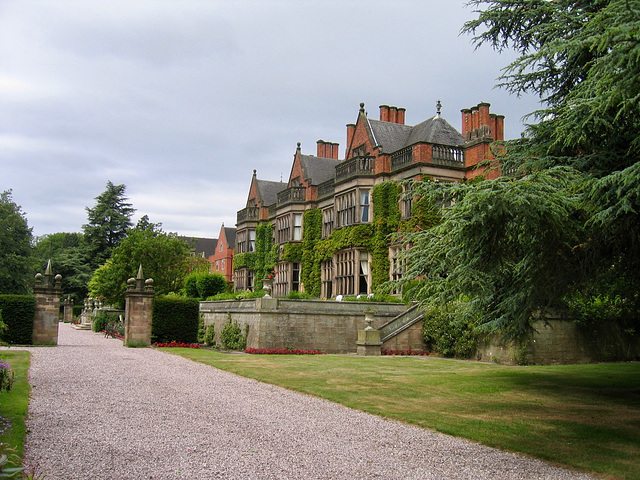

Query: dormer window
[[353, 145, 368, 157]]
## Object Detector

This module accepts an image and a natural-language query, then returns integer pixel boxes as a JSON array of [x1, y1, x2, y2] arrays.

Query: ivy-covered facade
[[234, 101, 504, 297]]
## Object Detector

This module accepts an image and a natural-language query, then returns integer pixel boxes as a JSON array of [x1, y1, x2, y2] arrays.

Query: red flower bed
[[153, 341, 201, 349], [245, 347, 325, 355], [381, 348, 429, 356]]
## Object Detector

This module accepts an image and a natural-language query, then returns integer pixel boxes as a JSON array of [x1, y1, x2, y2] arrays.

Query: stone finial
[[359, 102, 365, 113], [436, 100, 442, 117], [136, 265, 145, 290]]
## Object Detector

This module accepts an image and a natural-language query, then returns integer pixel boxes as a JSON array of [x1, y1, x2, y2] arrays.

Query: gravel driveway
[[18, 323, 597, 479]]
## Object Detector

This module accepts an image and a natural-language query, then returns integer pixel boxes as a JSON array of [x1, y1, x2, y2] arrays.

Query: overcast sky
[[1, 0, 539, 239]]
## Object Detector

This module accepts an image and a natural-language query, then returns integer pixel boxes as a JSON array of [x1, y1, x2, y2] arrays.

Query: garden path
[[21, 323, 596, 479]]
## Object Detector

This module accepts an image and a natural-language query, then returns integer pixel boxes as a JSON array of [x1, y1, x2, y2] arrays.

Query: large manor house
[[217, 100, 504, 297]]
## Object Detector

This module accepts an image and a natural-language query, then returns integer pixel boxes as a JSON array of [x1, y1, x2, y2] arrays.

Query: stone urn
[[262, 277, 274, 298]]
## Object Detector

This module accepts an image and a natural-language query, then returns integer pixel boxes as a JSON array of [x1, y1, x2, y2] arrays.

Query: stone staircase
[[378, 303, 424, 343]]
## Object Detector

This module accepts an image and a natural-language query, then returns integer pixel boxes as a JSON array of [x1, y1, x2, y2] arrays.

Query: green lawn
[[161, 348, 640, 480], [0, 350, 31, 470]]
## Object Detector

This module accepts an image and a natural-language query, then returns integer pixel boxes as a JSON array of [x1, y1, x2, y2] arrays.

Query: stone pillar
[[124, 265, 154, 347], [33, 260, 62, 345], [356, 310, 382, 356], [63, 296, 74, 323]]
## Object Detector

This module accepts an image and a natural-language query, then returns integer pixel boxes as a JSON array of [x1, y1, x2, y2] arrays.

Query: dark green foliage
[[0, 191, 34, 295], [72, 305, 84, 318], [0, 295, 35, 345], [423, 303, 478, 359], [371, 182, 403, 289], [300, 209, 322, 296], [220, 315, 247, 350], [204, 323, 216, 346], [197, 315, 206, 343], [185, 273, 227, 299], [284, 290, 312, 300], [151, 296, 200, 344], [33, 232, 91, 304], [83, 181, 135, 269], [92, 311, 120, 333], [253, 223, 277, 291], [89, 229, 193, 306], [394, 168, 586, 338]]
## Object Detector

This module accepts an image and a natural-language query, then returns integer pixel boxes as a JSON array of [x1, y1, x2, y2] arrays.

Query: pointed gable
[[246, 169, 287, 207]]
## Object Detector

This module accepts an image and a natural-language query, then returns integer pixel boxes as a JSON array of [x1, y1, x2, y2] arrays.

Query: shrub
[[0, 358, 15, 392], [152, 296, 200, 344], [92, 311, 120, 333], [0, 295, 35, 345], [197, 315, 206, 343], [422, 303, 478, 359], [185, 273, 227, 299], [72, 305, 84, 318], [220, 315, 247, 350], [204, 323, 216, 346]]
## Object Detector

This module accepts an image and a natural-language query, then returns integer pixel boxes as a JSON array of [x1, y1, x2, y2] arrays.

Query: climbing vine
[[234, 180, 439, 297]]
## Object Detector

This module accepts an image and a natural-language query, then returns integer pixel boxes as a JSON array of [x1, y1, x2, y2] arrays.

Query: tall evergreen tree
[[83, 181, 135, 269], [0, 190, 34, 294]]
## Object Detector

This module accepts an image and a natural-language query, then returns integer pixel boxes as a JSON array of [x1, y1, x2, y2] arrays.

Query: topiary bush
[[152, 296, 200, 344], [0, 295, 35, 345], [184, 273, 227, 299]]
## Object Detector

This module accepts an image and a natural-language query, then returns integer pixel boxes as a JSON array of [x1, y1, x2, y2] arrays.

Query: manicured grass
[[161, 348, 640, 480], [0, 350, 31, 469]]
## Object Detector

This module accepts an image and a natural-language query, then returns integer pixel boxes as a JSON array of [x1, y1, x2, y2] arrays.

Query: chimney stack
[[379, 105, 389, 122], [462, 102, 504, 142]]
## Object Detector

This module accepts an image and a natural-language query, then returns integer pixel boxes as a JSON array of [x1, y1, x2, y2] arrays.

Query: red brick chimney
[[346, 123, 355, 156], [462, 102, 504, 141], [397, 108, 405, 125], [389, 106, 397, 124], [379, 105, 389, 122]]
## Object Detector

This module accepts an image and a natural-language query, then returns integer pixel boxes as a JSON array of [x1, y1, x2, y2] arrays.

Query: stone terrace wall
[[200, 299, 407, 353], [477, 314, 640, 365]]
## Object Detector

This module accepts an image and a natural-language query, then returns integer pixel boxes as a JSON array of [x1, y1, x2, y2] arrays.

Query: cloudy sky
[[1, 0, 539, 239]]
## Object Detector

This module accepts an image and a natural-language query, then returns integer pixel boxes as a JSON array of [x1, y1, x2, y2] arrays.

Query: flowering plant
[[153, 342, 201, 349], [381, 348, 429, 356], [245, 347, 324, 355], [0, 360, 15, 393], [268, 270, 278, 279]]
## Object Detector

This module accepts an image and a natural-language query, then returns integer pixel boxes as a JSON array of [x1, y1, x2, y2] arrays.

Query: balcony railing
[[277, 186, 306, 205], [431, 144, 465, 167], [335, 156, 374, 181], [237, 206, 259, 224], [317, 179, 335, 199], [391, 147, 413, 171]]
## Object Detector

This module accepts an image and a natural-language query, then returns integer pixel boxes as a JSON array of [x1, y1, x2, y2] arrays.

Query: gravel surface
[[15, 323, 597, 479]]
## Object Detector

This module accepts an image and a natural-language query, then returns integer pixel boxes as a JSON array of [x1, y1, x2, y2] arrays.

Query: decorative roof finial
[[359, 102, 365, 113], [253, 169, 257, 177], [436, 100, 442, 117], [297, 142, 301, 151]]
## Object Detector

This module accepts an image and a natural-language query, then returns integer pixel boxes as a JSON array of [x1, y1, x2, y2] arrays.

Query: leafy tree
[[0, 190, 34, 294], [456, 0, 640, 333], [83, 181, 135, 269], [463, 0, 640, 176], [392, 168, 587, 337], [32, 232, 92, 303], [88, 229, 192, 306]]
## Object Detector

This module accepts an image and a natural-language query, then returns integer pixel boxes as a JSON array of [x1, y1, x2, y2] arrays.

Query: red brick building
[[235, 100, 504, 296], [210, 224, 236, 283]]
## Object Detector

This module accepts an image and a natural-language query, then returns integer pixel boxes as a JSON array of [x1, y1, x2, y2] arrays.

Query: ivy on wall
[[301, 209, 322, 296], [233, 179, 439, 297]]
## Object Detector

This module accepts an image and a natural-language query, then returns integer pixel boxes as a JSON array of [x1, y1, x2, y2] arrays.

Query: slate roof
[[256, 179, 287, 206], [299, 155, 341, 185], [369, 115, 465, 154], [222, 227, 236, 249], [181, 237, 217, 258]]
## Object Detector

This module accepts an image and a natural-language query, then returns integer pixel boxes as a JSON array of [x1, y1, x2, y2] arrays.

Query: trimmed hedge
[[0, 295, 36, 345], [151, 296, 199, 344]]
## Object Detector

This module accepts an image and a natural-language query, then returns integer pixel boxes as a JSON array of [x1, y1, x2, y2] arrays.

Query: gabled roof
[[299, 155, 341, 185], [181, 237, 217, 258], [222, 226, 236, 249], [256, 179, 287, 206], [368, 115, 464, 154]]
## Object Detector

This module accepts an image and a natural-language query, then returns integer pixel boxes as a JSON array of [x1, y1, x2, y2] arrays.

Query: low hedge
[[151, 296, 199, 344], [0, 295, 36, 345]]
